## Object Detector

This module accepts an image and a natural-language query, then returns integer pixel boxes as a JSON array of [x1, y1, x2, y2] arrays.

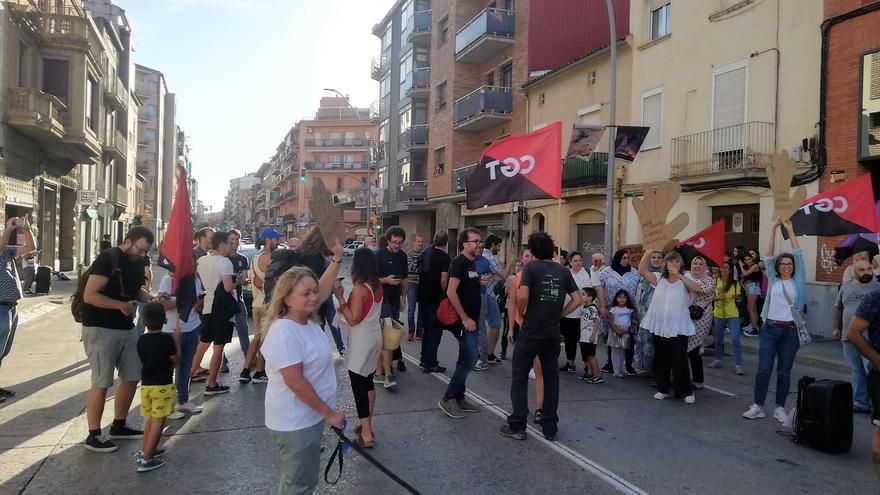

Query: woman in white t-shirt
[[157, 272, 203, 417], [261, 242, 344, 495], [638, 250, 702, 405], [559, 252, 594, 374]]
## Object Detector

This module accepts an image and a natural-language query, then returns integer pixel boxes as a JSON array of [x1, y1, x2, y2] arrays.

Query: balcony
[[370, 101, 380, 122], [562, 152, 607, 190], [103, 78, 125, 110], [371, 54, 389, 81], [304, 162, 370, 171], [304, 138, 369, 149], [400, 125, 428, 150], [671, 122, 775, 180], [407, 10, 431, 43], [455, 8, 515, 64], [452, 165, 476, 193], [399, 181, 427, 201], [6, 87, 66, 142], [405, 67, 430, 97], [453, 86, 512, 131], [103, 129, 127, 161], [114, 184, 128, 206]]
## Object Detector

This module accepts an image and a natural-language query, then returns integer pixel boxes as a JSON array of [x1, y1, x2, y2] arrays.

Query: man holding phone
[[376, 227, 409, 374], [0, 217, 35, 403]]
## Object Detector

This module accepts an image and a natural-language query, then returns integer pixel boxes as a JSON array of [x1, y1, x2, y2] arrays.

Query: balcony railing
[[399, 181, 427, 201], [6, 87, 66, 140], [455, 8, 515, 63], [671, 122, 775, 178], [103, 129, 127, 160], [407, 10, 431, 41], [115, 184, 128, 206], [371, 54, 389, 80], [406, 67, 430, 96], [400, 125, 429, 149], [370, 101, 380, 121], [453, 86, 512, 131], [304, 138, 369, 148], [562, 152, 608, 189], [304, 162, 370, 170], [452, 165, 476, 193]]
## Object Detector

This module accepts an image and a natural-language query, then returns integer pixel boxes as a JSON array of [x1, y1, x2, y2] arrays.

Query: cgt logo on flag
[[466, 122, 562, 209], [786, 174, 879, 237]]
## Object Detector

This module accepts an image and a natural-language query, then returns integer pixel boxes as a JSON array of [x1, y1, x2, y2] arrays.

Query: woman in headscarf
[[634, 251, 663, 374], [685, 256, 715, 389], [597, 249, 641, 375]]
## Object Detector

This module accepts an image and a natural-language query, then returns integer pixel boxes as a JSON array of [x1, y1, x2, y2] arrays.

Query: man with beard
[[833, 258, 880, 413], [81, 227, 155, 453]]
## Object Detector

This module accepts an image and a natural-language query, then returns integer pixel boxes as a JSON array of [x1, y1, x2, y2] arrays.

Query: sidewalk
[[17, 275, 78, 326], [718, 332, 851, 374]]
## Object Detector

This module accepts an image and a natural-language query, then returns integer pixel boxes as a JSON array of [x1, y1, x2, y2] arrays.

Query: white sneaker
[[167, 411, 185, 420], [742, 404, 765, 419], [684, 394, 696, 405], [653, 392, 671, 400], [473, 361, 489, 371], [707, 360, 721, 369], [176, 402, 203, 414], [383, 377, 397, 389], [735, 366, 744, 376], [773, 406, 787, 423]]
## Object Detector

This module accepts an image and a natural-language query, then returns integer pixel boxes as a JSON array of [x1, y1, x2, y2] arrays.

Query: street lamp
[[323, 88, 376, 238]]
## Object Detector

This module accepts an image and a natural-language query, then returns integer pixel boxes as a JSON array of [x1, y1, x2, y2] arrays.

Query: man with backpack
[[77, 226, 155, 453], [417, 231, 450, 373]]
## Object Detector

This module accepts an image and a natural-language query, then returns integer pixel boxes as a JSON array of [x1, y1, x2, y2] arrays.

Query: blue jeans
[[234, 300, 250, 357], [324, 302, 344, 353], [753, 321, 800, 407], [0, 305, 19, 366], [713, 317, 742, 366], [443, 325, 479, 401], [407, 282, 421, 337], [419, 302, 441, 368], [176, 329, 201, 404], [842, 340, 870, 408]]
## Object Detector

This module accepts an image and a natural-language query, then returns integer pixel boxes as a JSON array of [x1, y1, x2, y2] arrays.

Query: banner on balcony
[[784, 174, 879, 238], [674, 219, 726, 268], [614, 126, 650, 163], [466, 121, 562, 209], [566, 124, 605, 162]]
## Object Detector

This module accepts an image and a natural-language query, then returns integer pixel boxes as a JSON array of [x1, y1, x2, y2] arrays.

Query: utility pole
[[603, 0, 617, 261]]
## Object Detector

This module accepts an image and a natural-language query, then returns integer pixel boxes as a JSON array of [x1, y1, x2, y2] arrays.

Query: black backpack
[[71, 248, 124, 323]]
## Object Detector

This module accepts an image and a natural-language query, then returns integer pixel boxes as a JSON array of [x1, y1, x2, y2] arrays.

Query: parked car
[[238, 246, 260, 316], [343, 244, 358, 256]]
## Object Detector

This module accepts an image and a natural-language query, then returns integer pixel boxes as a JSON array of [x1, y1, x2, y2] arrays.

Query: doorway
[[576, 223, 605, 255], [711, 204, 760, 253]]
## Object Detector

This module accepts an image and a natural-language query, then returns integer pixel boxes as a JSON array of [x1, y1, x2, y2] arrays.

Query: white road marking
[[704, 385, 737, 397], [401, 352, 650, 495]]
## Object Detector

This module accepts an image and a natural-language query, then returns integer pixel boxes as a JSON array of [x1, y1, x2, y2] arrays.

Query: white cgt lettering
[[798, 196, 848, 215], [485, 155, 537, 180]]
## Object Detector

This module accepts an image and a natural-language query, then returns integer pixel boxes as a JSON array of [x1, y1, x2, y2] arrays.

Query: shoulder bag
[[780, 281, 811, 345]]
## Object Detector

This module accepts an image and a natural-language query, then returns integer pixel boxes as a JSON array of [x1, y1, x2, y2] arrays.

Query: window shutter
[[870, 52, 880, 101], [712, 65, 746, 153], [642, 92, 662, 148]]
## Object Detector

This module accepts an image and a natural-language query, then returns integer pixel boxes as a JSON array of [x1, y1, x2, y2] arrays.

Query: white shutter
[[642, 90, 662, 149], [580, 111, 601, 126], [712, 62, 747, 156]]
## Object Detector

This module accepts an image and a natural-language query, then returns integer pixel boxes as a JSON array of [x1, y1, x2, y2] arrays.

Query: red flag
[[675, 220, 726, 268], [787, 174, 878, 237], [466, 122, 562, 209], [160, 165, 193, 291]]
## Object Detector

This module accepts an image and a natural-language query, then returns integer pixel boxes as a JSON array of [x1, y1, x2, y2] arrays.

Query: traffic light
[[299, 173, 306, 183]]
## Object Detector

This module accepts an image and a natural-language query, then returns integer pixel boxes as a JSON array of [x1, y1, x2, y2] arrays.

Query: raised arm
[[317, 242, 343, 303], [782, 219, 799, 250], [765, 218, 782, 257]]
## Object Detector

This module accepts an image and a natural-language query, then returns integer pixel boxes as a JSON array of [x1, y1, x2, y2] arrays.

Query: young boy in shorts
[[136, 301, 180, 472], [578, 287, 603, 384]]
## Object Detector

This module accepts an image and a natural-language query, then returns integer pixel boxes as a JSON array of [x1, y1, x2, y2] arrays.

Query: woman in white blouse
[[559, 252, 595, 374], [260, 242, 344, 495]]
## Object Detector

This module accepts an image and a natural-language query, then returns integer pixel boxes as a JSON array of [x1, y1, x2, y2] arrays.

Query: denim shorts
[[481, 293, 502, 329], [745, 281, 762, 296]]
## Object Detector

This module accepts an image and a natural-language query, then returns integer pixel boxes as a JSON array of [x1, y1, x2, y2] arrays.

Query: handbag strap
[[779, 279, 796, 308]]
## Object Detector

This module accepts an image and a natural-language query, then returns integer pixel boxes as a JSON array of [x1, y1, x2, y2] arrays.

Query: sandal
[[356, 432, 375, 449]]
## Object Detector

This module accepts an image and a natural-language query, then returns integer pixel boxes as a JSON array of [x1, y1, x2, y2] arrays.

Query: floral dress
[[600, 268, 641, 335], [686, 274, 715, 352], [634, 273, 659, 371]]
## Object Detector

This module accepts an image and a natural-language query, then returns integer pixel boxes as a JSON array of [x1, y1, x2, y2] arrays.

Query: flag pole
[[603, 0, 617, 261]]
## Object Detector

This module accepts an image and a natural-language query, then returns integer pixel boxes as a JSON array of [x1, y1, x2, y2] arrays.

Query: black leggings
[[348, 370, 375, 419], [559, 318, 581, 361], [688, 347, 704, 384]]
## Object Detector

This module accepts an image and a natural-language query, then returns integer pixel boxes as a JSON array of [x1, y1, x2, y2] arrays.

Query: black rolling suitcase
[[34, 266, 52, 294], [795, 376, 853, 454]]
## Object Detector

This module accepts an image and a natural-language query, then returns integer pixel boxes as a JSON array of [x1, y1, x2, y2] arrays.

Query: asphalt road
[[0, 260, 876, 494]]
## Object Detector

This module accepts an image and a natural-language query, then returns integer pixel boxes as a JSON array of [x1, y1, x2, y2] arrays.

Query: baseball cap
[[259, 228, 284, 240]]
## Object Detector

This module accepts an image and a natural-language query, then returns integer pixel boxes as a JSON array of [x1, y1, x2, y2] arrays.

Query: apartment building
[[1, 0, 135, 270], [816, 0, 880, 282], [224, 173, 259, 233], [134, 63, 177, 240]]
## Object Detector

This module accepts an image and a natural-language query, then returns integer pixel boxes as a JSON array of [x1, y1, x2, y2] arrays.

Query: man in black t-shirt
[[438, 228, 485, 420], [375, 227, 409, 375], [417, 231, 451, 372], [501, 232, 580, 442], [226, 229, 250, 373], [81, 226, 155, 453]]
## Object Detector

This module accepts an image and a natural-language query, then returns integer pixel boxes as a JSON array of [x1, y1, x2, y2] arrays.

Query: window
[[641, 88, 663, 149], [438, 15, 449, 46], [379, 119, 389, 144], [859, 50, 880, 162], [434, 146, 446, 175], [144, 129, 157, 141], [380, 73, 391, 99], [500, 62, 513, 89], [330, 155, 341, 165], [712, 59, 747, 155], [381, 27, 392, 61], [401, 0, 413, 39], [18, 42, 28, 87], [336, 177, 343, 190], [485, 71, 495, 86], [399, 50, 413, 99], [401, 157, 411, 184], [399, 105, 412, 134], [650, 1, 671, 41], [86, 76, 98, 132], [42, 59, 69, 104], [578, 104, 602, 125], [436, 81, 447, 108], [144, 104, 157, 118]]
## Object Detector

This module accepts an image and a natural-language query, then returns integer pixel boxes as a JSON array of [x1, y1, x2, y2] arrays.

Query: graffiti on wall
[[819, 243, 837, 275]]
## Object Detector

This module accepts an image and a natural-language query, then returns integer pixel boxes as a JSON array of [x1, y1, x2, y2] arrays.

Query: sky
[[116, 0, 396, 212]]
